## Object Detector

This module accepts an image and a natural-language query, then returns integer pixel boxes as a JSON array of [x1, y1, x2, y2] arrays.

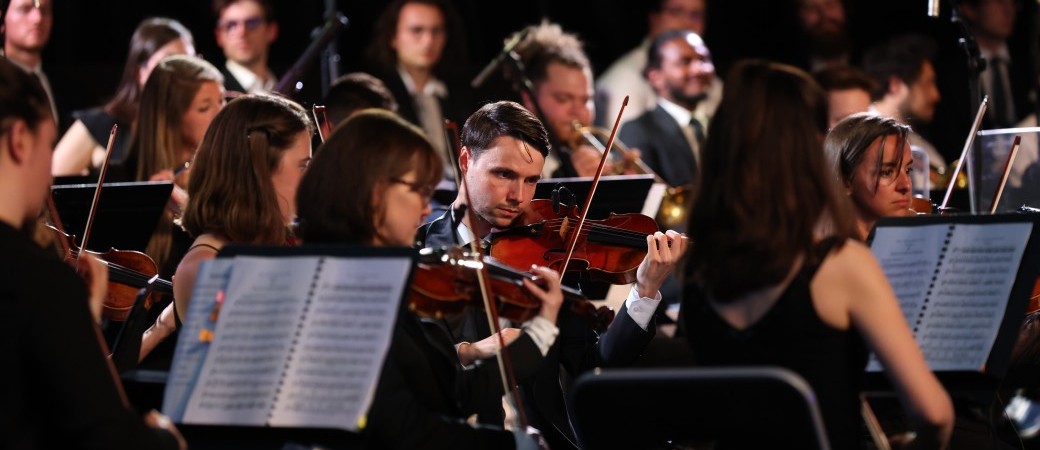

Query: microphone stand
[[948, 0, 986, 213], [273, 11, 348, 97], [318, 0, 342, 99], [499, 50, 567, 169]]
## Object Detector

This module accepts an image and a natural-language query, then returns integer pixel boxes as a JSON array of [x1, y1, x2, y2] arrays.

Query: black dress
[[683, 239, 869, 449], [0, 221, 179, 449]]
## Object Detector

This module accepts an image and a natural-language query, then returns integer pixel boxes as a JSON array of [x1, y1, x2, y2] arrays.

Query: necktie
[[989, 57, 1013, 128], [689, 117, 707, 149]]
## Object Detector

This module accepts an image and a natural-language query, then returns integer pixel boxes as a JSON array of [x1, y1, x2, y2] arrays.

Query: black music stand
[[535, 174, 657, 219], [569, 367, 831, 450], [50, 181, 172, 252]]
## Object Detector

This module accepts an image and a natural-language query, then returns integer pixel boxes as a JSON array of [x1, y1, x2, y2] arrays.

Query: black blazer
[[417, 210, 658, 450], [619, 104, 698, 188], [218, 63, 248, 97]]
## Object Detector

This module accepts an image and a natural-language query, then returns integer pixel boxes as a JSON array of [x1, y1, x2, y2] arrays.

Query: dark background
[[41, 0, 1040, 162]]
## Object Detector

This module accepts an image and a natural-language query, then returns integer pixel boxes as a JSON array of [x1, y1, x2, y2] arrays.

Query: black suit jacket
[[371, 68, 478, 132], [365, 301, 546, 449], [619, 104, 698, 188], [218, 63, 248, 97], [417, 210, 658, 450]]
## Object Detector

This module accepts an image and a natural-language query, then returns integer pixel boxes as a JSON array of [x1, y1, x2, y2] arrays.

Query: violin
[[409, 246, 615, 332], [489, 195, 659, 285], [48, 225, 173, 321]]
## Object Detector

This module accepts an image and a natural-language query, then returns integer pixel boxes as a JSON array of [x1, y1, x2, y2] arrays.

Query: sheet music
[[868, 222, 1032, 372], [163, 258, 234, 421], [183, 256, 320, 425], [269, 257, 409, 430], [917, 223, 1031, 370], [870, 224, 948, 326]]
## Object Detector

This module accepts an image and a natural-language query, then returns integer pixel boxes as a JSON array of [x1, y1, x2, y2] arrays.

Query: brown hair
[[127, 55, 223, 182], [684, 59, 855, 301], [212, 0, 276, 21], [181, 94, 312, 244], [825, 113, 911, 193], [461, 100, 550, 160], [512, 21, 591, 87], [364, 0, 468, 79], [296, 109, 441, 245], [104, 17, 194, 127]]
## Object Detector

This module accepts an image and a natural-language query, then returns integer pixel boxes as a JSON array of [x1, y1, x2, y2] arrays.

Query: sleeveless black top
[[683, 239, 868, 449]]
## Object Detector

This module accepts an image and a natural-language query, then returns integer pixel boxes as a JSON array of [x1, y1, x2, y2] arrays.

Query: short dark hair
[[861, 34, 936, 100], [296, 109, 442, 245], [812, 65, 878, 94], [212, 0, 275, 21], [461, 101, 550, 161], [644, 28, 708, 78], [322, 72, 398, 126], [0, 57, 52, 131]]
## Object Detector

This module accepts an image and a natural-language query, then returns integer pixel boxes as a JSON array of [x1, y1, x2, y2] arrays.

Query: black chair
[[569, 366, 831, 450]]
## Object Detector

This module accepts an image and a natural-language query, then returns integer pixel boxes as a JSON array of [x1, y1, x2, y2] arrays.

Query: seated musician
[[681, 60, 953, 448], [295, 108, 560, 449], [824, 112, 916, 240], [139, 94, 312, 360], [0, 56, 185, 449], [417, 100, 685, 450]]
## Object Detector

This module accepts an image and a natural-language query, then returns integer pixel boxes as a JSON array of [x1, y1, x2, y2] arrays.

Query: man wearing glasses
[[213, 0, 278, 95]]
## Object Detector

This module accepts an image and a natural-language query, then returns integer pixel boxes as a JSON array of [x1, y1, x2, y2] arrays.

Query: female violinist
[[138, 94, 312, 360], [122, 55, 225, 278], [681, 60, 952, 449], [52, 17, 195, 176], [417, 100, 685, 450], [825, 112, 917, 240], [0, 54, 184, 450], [295, 108, 561, 449]]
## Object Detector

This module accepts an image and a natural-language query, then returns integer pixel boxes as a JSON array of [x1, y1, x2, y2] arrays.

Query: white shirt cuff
[[624, 287, 662, 331], [523, 316, 560, 356]]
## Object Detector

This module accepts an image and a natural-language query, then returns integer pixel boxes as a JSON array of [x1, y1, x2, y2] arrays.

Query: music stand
[[535, 174, 657, 219], [569, 367, 831, 450], [50, 181, 172, 252]]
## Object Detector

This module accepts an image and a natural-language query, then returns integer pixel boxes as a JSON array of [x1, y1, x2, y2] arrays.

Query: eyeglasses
[[389, 177, 434, 203], [218, 16, 265, 34]]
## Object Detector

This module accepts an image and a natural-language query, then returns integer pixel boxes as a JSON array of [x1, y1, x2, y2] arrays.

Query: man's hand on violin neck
[[635, 230, 687, 299]]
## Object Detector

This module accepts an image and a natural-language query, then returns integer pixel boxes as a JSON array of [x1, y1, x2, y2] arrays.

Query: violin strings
[[532, 218, 651, 240]]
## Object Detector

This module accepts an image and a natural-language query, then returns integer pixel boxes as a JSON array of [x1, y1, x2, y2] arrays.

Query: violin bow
[[445, 119, 530, 429], [312, 104, 332, 144], [559, 96, 629, 275], [989, 135, 1022, 214], [60, 124, 132, 407], [76, 124, 117, 263], [940, 96, 988, 212]]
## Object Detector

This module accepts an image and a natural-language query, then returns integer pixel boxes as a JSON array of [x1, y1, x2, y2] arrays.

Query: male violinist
[[416, 100, 685, 450], [0, 57, 185, 449]]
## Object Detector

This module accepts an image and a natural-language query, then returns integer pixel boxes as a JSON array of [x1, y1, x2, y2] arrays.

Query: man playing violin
[[417, 100, 685, 450], [825, 113, 916, 240], [0, 57, 185, 449]]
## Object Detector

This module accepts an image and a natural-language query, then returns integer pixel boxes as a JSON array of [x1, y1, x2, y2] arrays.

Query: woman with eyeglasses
[[295, 108, 563, 449]]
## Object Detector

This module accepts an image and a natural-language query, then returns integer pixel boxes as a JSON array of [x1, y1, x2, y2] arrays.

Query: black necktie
[[689, 117, 706, 149], [989, 57, 1013, 128]]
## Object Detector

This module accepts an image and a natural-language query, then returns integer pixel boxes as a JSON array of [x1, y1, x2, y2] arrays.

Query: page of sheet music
[[870, 224, 948, 326], [163, 258, 235, 421], [917, 223, 1032, 370], [269, 257, 410, 430], [869, 222, 1032, 372], [183, 256, 320, 425]]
